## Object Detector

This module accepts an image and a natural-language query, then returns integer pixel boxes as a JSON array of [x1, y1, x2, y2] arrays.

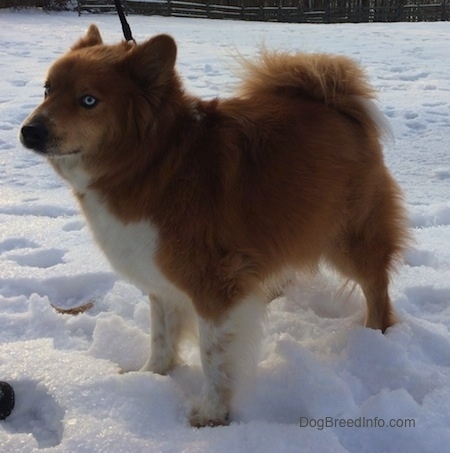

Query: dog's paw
[[139, 356, 176, 375], [189, 399, 230, 428]]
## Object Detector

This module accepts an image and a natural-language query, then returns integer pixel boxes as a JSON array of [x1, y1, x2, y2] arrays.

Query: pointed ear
[[128, 34, 177, 88], [71, 24, 103, 50]]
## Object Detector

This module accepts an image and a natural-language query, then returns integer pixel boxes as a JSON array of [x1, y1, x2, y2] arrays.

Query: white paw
[[139, 356, 174, 375]]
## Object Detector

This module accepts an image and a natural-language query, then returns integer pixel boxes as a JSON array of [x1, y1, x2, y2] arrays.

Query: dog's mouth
[[46, 149, 82, 159], [28, 147, 82, 160]]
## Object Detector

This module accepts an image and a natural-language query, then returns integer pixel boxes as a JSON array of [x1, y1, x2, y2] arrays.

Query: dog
[[20, 24, 408, 427]]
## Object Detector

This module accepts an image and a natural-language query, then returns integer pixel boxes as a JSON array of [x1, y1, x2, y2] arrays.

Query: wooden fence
[[126, 0, 449, 22]]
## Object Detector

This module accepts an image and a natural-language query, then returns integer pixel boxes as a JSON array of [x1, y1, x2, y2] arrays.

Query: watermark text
[[299, 416, 416, 430]]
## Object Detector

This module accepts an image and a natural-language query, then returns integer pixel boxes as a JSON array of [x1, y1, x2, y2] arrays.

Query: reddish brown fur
[[23, 25, 409, 330]]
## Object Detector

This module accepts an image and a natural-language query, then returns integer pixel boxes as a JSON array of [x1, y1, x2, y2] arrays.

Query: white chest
[[52, 156, 187, 300], [80, 191, 181, 298]]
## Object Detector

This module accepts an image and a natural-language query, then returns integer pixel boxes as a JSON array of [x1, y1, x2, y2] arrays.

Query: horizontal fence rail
[[76, 0, 450, 22]]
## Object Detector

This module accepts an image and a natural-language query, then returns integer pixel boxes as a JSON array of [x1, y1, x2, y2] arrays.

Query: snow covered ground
[[0, 10, 449, 452]]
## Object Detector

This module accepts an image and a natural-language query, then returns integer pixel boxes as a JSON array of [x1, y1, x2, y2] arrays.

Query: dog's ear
[[71, 24, 103, 50], [128, 34, 177, 89]]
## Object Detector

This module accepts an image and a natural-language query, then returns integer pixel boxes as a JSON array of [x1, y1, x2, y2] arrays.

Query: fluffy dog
[[20, 24, 408, 427]]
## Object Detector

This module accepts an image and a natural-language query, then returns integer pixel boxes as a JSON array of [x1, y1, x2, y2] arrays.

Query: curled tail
[[239, 50, 391, 140]]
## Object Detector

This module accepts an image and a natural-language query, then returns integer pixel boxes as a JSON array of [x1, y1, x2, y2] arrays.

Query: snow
[[1, 9, 450, 452]]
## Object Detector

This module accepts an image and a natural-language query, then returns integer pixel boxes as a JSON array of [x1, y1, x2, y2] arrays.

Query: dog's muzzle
[[20, 123, 49, 153]]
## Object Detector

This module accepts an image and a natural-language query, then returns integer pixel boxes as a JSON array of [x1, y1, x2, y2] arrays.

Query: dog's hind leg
[[325, 181, 407, 332], [360, 277, 397, 331], [141, 293, 195, 375], [325, 236, 397, 332]]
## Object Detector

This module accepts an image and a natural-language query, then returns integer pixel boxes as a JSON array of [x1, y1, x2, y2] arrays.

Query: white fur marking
[[141, 293, 196, 374], [50, 155, 194, 372], [80, 192, 179, 296], [191, 295, 266, 426], [80, 192, 194, 372], [49, 155, 92, 193]]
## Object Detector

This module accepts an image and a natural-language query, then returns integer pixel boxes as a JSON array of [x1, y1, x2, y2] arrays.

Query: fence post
[[296, 0, 303, 23], [442, 0, 448, 21], [398, 0, 406, 22], [325, 0, 330, 23]]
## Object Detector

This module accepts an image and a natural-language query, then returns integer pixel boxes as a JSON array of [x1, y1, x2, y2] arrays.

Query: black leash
[[114, 0, 134, 43]]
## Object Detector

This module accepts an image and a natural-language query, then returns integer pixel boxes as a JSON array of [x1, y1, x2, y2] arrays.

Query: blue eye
[[81, 95, 98, 109]]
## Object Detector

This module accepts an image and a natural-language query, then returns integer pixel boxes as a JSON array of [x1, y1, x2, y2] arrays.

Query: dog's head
[[20, 24, 178, 174]]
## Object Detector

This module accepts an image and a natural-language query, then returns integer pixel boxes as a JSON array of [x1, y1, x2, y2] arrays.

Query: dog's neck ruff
[[49, 154, 92, 195]]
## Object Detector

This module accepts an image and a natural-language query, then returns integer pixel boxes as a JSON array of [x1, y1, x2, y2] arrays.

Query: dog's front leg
[[190, 315, 233, 427], [190, 295, 266, 427], [141, 293, 194, 375]]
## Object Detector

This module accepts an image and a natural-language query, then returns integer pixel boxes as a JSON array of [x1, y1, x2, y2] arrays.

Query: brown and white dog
[[20, 24, 408, 427]]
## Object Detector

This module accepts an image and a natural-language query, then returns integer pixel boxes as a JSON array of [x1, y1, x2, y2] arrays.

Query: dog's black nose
[[20, 123, 49, 152]]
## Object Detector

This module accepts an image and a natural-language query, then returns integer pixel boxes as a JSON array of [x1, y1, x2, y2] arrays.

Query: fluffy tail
[[238, 50, 391, 139]]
